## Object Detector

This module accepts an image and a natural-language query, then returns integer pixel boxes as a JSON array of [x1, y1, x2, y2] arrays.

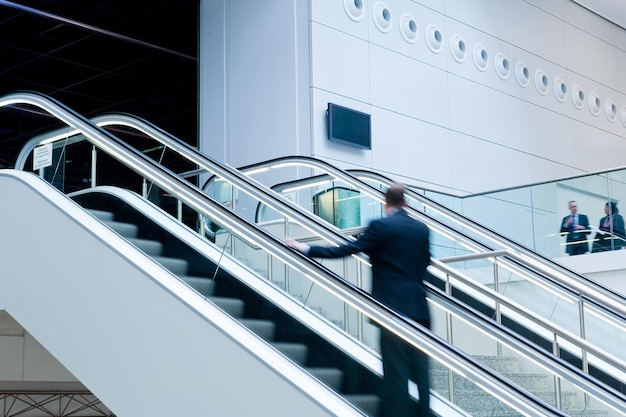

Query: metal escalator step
[[102, 220, 139, 238], [272, 342, 309, 365], [207, 296, 245, 317], [180, 276, 216, 296], [344, 394, 381, 417], [307, 367, 343, 391], [127, 237, 163, 256], [152, 256, 189, 276], [87, 209, 115, 222], [239, 318, 276, 341]]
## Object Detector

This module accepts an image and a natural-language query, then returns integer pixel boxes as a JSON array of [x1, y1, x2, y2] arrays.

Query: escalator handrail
[[18, 107, 626, 373], [15, 111, 376, 269], [81, 113, 370, 260], [18, 110, 603, 314], [348, 168, 626, 306], [69, 115, 626, 324], [17, 109, 626, 320], [2, 92, 569, 417], [429, 257, 626, 375], [239, 156, 626, 319], [289, 217, 626, 385]]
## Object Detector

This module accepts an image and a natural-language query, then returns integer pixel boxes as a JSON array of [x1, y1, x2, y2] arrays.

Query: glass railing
[[10, 98, 626, 399], [0, 91, 584, 417], [233, 158, 626, 357], [418, 170, 626, 259], [424, 280, 625, 417]]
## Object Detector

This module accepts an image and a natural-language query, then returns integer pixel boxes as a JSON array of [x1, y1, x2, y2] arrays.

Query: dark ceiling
[[0, 0, 199, 168]]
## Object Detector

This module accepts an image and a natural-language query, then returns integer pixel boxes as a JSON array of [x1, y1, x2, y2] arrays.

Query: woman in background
[[592, 201, 626, 252]]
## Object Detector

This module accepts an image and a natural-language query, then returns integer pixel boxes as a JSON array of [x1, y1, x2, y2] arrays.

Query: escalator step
[[152, 256, 189, 276], [239, 318, 276, 341], [344, 394, 381, 417], [308, 367, 343, 391], [272, 342, 309, 365], [180, 276, 216, 296], [127, 237, 163, 256], [102, 220, 139, 238], [207, 296, 245, 317], [87, 209, 114, 222]]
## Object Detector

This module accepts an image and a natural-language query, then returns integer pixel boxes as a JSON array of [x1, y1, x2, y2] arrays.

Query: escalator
[[3, 167, 592, 417], [1, 91, 625, 416], [30, 103, 625, 400]]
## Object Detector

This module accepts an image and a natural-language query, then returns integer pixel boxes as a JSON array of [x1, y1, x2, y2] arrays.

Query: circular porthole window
[[620, 106, 626, 128], [605, 99, 617, 121], [534, 69, 549, 95], [494, 53, 510, 79], [553, 77, 567, 102], [588, 92, 601, 115], [515, 61, 530, 87], [343, 0, 365, 21], [399, 13, 418, 43], [571, 85, 585, 109], [373, 2, 392, 33], [425, 24, 443, 53], [450, 34, 466, 62], [473, 44, 488, 71]]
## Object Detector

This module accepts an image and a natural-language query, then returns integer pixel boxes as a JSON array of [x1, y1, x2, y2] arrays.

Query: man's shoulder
[[381, 211, 427, 228]]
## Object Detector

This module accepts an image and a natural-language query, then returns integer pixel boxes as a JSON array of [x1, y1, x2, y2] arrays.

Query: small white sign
[[33, 143, 53, 170]]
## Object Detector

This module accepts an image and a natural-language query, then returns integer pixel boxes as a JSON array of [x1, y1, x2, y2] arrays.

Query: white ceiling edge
[[571, 0, 626, 30]]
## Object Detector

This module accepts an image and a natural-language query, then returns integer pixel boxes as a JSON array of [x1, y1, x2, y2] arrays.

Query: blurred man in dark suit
[[287, 183, 432, 417]]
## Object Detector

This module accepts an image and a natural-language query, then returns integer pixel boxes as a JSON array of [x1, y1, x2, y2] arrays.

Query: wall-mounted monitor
[[326, 103, 371, 150]]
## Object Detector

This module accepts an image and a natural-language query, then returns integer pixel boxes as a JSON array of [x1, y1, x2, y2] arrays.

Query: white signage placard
[[33, 143, 53, 170]]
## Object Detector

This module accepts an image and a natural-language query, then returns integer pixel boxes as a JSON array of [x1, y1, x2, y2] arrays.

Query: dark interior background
[[0, 0, 199, 169]]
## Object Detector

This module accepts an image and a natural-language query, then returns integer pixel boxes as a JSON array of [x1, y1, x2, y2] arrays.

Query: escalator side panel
[[0, 170, 348, 417]]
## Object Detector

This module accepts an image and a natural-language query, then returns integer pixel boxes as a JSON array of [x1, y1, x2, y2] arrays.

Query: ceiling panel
[[0, 0, 198, 168]]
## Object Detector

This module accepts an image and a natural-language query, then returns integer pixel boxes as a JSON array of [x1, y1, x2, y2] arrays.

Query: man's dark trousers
[[380, 320, 432, 417]]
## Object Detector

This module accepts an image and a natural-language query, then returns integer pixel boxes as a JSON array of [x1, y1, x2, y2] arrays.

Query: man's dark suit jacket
[[307, 209, 431, 322], [559, 213, 590, 255]]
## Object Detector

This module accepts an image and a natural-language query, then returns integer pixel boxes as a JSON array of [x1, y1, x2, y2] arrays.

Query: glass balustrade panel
[[441, 257, 583, 337], [421, 168, 626, 261], [430, 299, 625, 417], [581, 303, 626, 371]]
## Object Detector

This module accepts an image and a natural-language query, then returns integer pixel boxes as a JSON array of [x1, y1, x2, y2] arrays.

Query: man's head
[[568, 200, 578, 214], [385, 183, 407, 214]]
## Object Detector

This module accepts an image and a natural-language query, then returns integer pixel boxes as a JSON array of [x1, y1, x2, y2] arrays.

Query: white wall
[[200, 0, 626, 195], [200, 0, 311, 167], [0, 311, 77, 383]]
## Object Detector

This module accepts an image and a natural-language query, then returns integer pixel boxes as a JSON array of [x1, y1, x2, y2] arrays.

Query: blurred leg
[[412, 320, 432, 417], [380, 329, 412, 417], [412, 348, 431, 416]]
